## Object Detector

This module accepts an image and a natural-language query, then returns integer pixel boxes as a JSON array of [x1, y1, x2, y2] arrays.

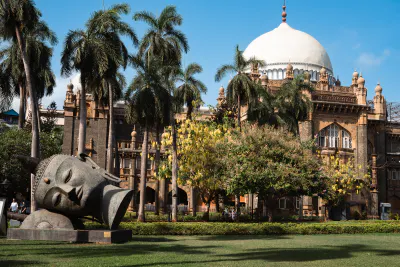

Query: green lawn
[[1, 234, 400, 266]]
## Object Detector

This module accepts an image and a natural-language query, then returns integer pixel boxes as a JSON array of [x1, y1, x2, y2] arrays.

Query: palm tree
[[275, 75, 314, 136], [215, 45, 265, 131], [275, 75, 314, 220], [86, 3, 138, 173], [61, 20, 115, 155], [0, 45, 19, 117], [125, 56, 170, 222], [134, 5, 189, 222], [0, 24, 56, 130], [246, 84, 280, 127], [0, 0, 55, 158], [133, 5, 188, 65], [0, 41, 22, 126], [175, 63, 207, 120], [0, 1, 57, 212]]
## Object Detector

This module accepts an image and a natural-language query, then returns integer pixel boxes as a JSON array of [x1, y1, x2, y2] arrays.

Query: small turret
[[356, 73, 367, 105], [303, 70, 311, 83], [373, 83, 386, 120], [286, 63, 294, 79], [217, 86, 226, 106], [261, 74, 268, 86], [352, 69, 359, 85]]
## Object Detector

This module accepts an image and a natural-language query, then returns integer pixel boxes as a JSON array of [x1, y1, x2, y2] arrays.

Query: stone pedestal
[[7, 228, 132, 244], [369, 189, 379, 219]]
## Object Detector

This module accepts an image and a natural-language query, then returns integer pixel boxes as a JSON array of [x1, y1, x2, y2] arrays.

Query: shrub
[[85, 221, 400, 235]]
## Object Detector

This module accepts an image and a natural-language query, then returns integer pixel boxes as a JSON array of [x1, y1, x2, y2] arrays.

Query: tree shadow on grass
[[10, 243, 217, 258], [122, 243, 400, 266], [0, 260, 41, 266], [132, 237, 177, 242], [197, 235, 291, 241]]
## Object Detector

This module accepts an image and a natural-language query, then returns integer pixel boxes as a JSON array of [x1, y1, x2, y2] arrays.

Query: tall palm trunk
[[18, 84, 25, 129], [107, 83, 114, 173], [171, 117, 178, 222], [186, 104, 193, 120], [138, 125, 149, 222], [237, 94, 241, 131], [36, 101, 41, 133], [114, 135, 120, 177], [15, 26, 39, 212], [191, 186, 196, 216], [160, 178, 166, 214], [235, 194, 240, 217], [78, 81, 87, 155], [154, 127, 161, 215]]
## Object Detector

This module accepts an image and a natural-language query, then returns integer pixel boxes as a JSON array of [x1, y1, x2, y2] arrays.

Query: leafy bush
[[85, 221, 400, 235]]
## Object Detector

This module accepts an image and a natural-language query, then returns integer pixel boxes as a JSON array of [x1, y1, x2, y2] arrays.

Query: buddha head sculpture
[[19, 154, 133, 230]]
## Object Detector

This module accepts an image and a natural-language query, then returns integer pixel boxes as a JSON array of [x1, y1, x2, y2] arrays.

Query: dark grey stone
[[17, 154, 133, 230]]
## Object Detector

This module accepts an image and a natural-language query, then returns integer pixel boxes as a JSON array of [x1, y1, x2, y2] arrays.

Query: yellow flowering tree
[[319, 154, 370, 208], [161, 118, 228, 219]]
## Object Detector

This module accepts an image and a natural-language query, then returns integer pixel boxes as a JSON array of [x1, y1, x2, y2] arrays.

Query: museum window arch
[[317, 124, 352, 149]]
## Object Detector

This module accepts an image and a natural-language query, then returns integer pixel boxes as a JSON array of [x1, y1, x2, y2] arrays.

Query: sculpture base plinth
[[7, 228, 132, 244]]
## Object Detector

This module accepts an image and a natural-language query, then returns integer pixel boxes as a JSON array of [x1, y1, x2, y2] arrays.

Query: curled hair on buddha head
[[32, 155, 58, 195]]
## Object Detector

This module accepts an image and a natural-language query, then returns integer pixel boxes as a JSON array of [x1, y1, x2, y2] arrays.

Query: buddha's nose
[[58, 184, 75, 196]]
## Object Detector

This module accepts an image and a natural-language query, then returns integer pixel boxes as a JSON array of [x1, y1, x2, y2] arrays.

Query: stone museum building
[[60, 5, 400, 218]]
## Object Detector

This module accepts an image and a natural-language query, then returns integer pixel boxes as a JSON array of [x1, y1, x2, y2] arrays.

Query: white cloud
[[356, 49, 391, 68], [40, 73, 80, 110], [11, 98, 20, 112]]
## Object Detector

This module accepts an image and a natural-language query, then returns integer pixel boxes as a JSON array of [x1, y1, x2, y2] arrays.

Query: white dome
[[243, 23, 333, 81]]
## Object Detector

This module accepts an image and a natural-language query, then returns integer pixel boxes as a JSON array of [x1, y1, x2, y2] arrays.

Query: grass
[[2, 234, 400, 266]]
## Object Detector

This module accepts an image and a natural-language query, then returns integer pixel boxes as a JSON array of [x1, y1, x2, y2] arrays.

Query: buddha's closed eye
[[63, 169, 72, 184], [53, 192, 61, 207]]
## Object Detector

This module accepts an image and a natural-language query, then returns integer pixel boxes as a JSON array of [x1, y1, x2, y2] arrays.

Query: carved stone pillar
[[370, 154, 379, 219]]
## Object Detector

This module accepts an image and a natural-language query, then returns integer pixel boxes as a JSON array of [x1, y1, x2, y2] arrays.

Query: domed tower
[[261, 74, 269, 87], [356, 74, 367, 105], [286, 63, 294, 79], [373, 83, 386, 119], [243, 2, 333, 82], [217, 86, 226, 107], [352, 70, 359, 85], [303, 70, 311, 83]]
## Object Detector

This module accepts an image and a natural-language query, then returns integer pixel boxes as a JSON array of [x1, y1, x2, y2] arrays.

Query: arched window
[[342, 130, 352, 149], [327, 124, 339, 148], [317, 124, 351, 149]]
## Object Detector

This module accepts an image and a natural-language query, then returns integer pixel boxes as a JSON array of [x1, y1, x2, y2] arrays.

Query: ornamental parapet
[[312, 93, 356, 104]]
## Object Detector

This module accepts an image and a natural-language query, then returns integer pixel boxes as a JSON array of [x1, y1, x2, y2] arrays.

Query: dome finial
[[282, 0, 287, 23]]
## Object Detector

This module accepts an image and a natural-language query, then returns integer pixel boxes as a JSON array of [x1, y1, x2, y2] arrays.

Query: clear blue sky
[[15, 0, 400, 110]]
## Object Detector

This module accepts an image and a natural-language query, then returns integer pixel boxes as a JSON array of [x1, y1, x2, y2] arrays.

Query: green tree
[[0, 1, 57, 212], [125, 56, 170, 222], [133, 5, 188, 65], [134, 5, 189, 222], [61, 10, 121, 155], [0, 127, 62, 194], [215, 45, 265, 131], [86, 3, 138, 173], [223, 124, 324, 221], [161, 119, 227, 220], [319, 154, 370, 209], [275, 75, 314, 136], [0, 0, 56, 158], [0, 29, 56, 130], [175, 63, 207, 120]]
